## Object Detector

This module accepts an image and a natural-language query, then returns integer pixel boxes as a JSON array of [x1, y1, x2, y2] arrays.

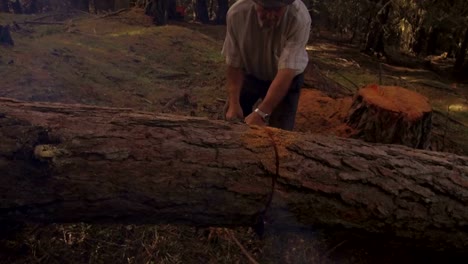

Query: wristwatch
[[254, 108, 270, 122]]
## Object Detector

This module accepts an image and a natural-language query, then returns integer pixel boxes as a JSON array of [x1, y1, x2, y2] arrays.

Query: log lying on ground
[[347, 85, 433, 149], [0, 98, 467, 249]]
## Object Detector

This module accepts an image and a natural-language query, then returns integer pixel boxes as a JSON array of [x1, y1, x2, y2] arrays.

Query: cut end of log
[[358, 84, 431, 121]]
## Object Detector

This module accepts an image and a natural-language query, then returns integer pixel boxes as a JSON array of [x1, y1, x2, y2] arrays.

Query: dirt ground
[[1, 8, 467, 264]]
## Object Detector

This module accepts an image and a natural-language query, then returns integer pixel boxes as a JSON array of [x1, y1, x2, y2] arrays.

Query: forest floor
[[1, 8, 467, 264]]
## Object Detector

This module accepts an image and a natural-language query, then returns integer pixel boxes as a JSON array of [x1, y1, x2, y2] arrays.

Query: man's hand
[[244, 112, 266, 127], [225, 102, 244, 121]]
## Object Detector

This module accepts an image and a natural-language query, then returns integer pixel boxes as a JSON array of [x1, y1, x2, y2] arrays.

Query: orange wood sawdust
[[359, 84, 432, 121], [295, 89, 356, 137]]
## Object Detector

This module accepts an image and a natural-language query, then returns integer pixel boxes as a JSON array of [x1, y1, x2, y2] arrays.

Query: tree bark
[[0, 0, 9, 13], [93, 0, 114, 12], [0, 25, 14, 46], [114, 0, 130, 10], [426, 27, 439, 55], [454, 28, 468, 73], [0, 98, 467, 249], [21, 0, 38, 14], [193, 0, 209, 23], [71, 0, 89, 12], [216, 0, 228, 25], [363, 0, 391, 55], [347, 85, 432, 149], [145, 0, 169, 25], [11, 0, 22, 13]]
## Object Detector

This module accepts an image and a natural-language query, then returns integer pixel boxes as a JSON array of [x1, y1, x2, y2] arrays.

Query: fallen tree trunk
[[0, 98, 467, 249]]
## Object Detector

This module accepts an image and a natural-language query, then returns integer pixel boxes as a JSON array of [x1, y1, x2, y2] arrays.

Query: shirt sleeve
[[221, 12, 243, 68], [278, 17, 311, 74]]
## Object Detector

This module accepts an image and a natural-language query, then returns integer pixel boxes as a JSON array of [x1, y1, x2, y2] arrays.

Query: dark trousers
[[239, 73, 304, 131]]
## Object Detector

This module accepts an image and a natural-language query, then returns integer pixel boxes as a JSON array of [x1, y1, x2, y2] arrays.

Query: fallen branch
[[22, 21, 65, 25], [334, 71, 359, 90], [163, 92, 191, 109], [99, 8, 130, 19], [226, 229, 259, 264], [0, 98, 467, 250]]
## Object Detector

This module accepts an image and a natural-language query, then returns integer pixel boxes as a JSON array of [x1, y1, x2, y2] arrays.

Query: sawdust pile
[[295, 89, 356, 137]]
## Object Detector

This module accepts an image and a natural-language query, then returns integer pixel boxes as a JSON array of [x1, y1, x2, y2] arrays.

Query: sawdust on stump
[[346, 84, 432, 149]]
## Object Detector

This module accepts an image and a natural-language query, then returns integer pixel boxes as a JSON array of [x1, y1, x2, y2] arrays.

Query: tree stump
[[0, 25, 14, 46], [346, 84, 432, 149]]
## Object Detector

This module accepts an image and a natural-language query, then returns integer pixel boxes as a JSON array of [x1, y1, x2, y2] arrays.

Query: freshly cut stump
[[347, 84, 432, 149]]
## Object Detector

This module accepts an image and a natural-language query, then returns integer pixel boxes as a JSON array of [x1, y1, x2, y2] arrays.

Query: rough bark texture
[[347, 85, 432, 149], [93, 0, 114, 12], [0, 98, 467, 249], [10, 0, 22, 13], [194, 0, 209, 24], [216, 0, 228, 25], [0, 0, 9, 12], [455, 28, 468, 73]]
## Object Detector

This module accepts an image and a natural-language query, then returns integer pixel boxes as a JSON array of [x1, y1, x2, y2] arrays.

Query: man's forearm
[[226, 66, 244, 105], [258, 69, 296, 114]]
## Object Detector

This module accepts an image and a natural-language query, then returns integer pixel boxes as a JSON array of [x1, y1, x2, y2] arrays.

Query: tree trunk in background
[[216, 0, 228, 25], [364, 1, 391, 55], [412, 27, 426, 55], [0, 25, 14, 46], [426, 27, 439, 55], [11, 0, 22, 13], [454, 28, 468, 73], [0, 98, 467, 250], [94, 0, 114, 12], [145, 0, 169, 25], [22, 0, 38, 14], [71, 0, 89, 12], [167, 0, 176, 20], [114, 0, 130, 9], [194, 0, 209, 23], [0, 0, 9, 12]]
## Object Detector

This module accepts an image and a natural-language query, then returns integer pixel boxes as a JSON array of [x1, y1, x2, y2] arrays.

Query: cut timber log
[[0, 98, 467, 249], [347, 85, 432, 149]]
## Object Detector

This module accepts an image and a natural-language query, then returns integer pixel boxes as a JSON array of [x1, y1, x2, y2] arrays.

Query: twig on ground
[[29, 13, 65, 22], [163, 93, 190, 109], [21, 21, 64, 25], [224, 229, 259, 264], [335, 71, 360, 90], [99, 8, 130, 19], [324, 240, 347, 257]]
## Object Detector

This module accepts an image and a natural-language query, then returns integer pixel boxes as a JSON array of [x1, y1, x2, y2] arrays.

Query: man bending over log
[[222, 0, 311, 130]]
